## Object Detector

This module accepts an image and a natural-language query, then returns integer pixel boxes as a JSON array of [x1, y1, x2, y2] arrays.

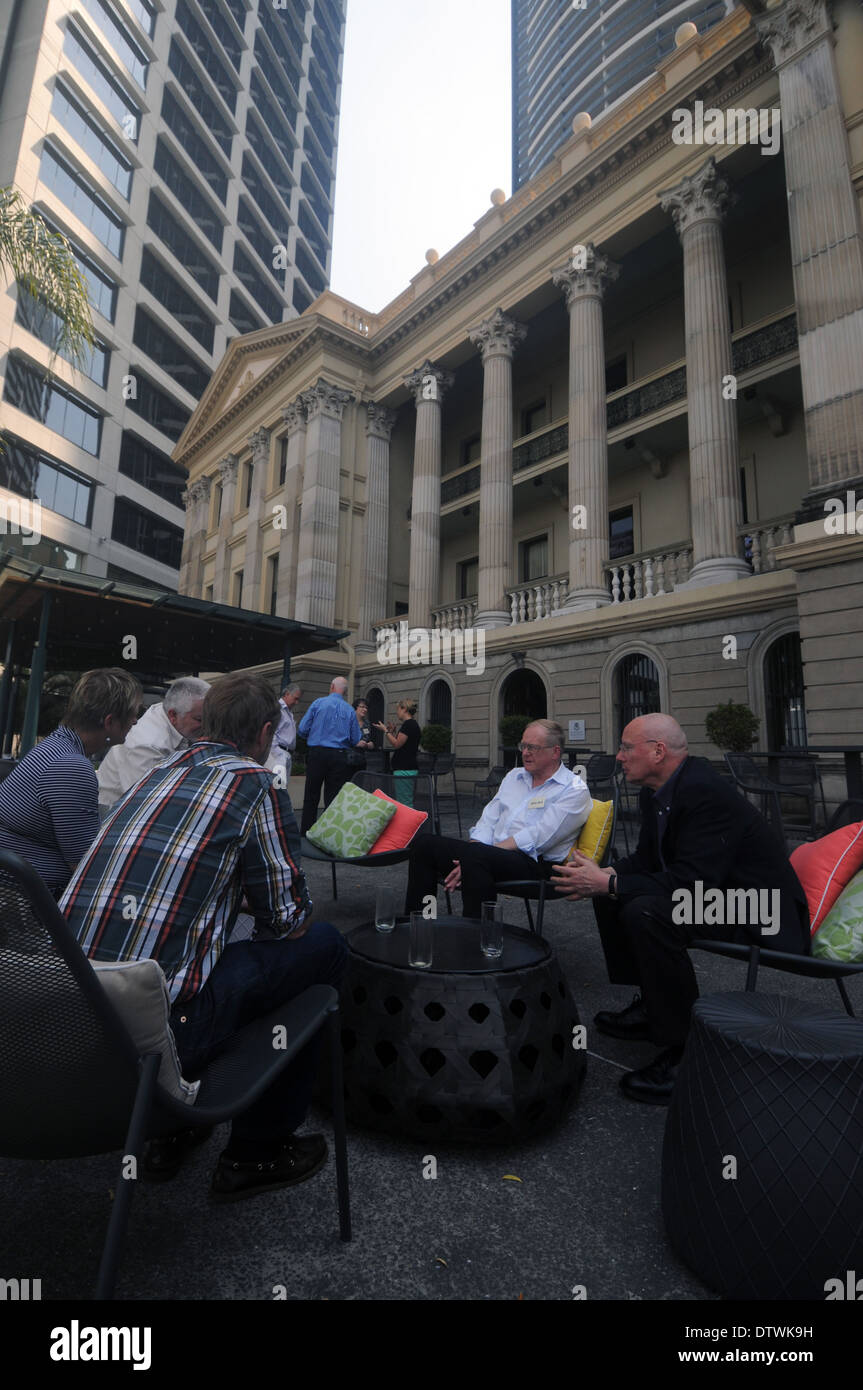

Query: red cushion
[[790, 822, 863, 934], [368, 790, 428, 853]]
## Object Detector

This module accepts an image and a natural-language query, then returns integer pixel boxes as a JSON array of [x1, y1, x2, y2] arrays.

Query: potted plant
[[419, 723, 452, 769], [499, 714, 532, 768], [705, 701, 760, 753]]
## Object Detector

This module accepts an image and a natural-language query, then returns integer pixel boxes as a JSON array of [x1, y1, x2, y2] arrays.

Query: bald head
[[618, 714, 688, 788], [330, 677, 348, 697]]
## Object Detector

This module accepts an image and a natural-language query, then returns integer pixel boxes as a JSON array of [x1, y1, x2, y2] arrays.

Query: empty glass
[[375, 885, 399, 934], [409, 911, 433, 968], [481, 900, 504, 960]]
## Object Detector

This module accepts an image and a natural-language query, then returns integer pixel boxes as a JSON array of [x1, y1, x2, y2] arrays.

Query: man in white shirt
[[405, 719, 591, 919], [97, 677, 210, 814], [265, 683, 302, 782]]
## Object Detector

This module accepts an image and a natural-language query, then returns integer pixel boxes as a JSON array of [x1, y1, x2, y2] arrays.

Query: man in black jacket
[[551, 714, 810, 1104]]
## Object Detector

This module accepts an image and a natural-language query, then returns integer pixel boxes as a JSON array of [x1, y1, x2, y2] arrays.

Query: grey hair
[[282, 682, 301, 698], [164, 677, 211, 715], [525, 718, 565, 749]]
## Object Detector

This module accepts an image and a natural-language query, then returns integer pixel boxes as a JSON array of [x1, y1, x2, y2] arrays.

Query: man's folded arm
[[509, 782, 593, 859], [240, 790, 313, 936], [616, 793, 742, 899]]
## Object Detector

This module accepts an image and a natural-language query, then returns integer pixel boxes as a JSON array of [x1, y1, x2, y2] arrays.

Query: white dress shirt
[[265, 698, 296, 775], [97, 702, 187, 811], [469, 763, 592, 862]]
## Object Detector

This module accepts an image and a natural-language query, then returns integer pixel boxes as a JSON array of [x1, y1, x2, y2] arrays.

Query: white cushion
[[93, 959, 200, 1105]]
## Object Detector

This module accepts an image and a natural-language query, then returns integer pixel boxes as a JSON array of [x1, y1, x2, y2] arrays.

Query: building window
[[268, 554, 279, 615], [146, 192, 221, 301], [244, 461, 254, 509], [427, 679, 452, 728], [605, 356, 627, 393], [279, 439, 288, 486], [196, 0, 241, 70], [204, 583, 214, 602], [0, 433, 94, 526], [63, 25, 141, 140], [167, 40, 232, 157], [127, 0, 156, 39], [159, 90, 228, 204], [764, 633, 807, 751], [132, 308, 211, 399], [126, 370, 191, 443], [51, 83, 134, 198], [112, 496, 184, 569], [614, 654, 660, 744], [153, 140, 224, 254], [233, 244, 284, 322], [119, 432, 186, 508], [229, 290, 264, 336], [15, 284, 110, 387], [140, 248, 216, 353], [0, 530, 84, 570], [238, 196, 285, 288], [521, 400, 546, 436], [38, 215, 119, 322], [232, 569, 244, 607], [458, 556, 478, 599], [3, 355, 102, 455], [39, 145, 125, 258], [79, 0, 150, 88], [175, 0, 238, 112], [462, 435, 481, 466], [609, 506, 635, 560], [519, 535, 548, 583]]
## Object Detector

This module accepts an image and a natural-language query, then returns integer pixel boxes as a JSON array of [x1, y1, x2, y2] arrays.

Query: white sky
[[329, 0, 512, 314]]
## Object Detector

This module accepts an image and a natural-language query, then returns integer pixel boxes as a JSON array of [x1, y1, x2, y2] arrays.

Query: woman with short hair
[[375, 699, 421, 806], [0, 667, 142, 893]]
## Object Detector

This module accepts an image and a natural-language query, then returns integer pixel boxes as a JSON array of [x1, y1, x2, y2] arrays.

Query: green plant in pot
[[705, 701, 760, 753], [420, 724, 452, 763]]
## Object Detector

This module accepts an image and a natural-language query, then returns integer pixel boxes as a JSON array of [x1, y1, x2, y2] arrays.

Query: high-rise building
[[0, 0, 345, 590], [512, 0, 731, 188]]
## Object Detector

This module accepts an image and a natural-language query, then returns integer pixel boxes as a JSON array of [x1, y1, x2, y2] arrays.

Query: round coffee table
[[338, 916, 586, 1143]]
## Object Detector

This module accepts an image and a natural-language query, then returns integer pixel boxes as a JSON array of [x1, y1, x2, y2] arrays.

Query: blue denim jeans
[[169, 922, 348, 1145]]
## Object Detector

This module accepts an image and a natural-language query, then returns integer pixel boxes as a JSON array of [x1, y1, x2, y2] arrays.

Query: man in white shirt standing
[[265, 683, 302, 782], [97, 677, 210, 814], [405, 719, 591, 919]]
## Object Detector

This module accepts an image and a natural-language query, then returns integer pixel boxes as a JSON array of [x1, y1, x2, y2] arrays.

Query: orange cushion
[[368, 790, 428, 853], [790, 822, 863, 934]]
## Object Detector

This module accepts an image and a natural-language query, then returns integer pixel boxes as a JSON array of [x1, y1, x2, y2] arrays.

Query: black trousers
[[301, 747, 352, 834], [593, 895, 762, 1047], [405, 834, 554, 920]]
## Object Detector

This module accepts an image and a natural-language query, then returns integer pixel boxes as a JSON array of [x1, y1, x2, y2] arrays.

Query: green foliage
[[499, 714, 532, 748], [420, 723, 452, 755], [705, 700, 760, 752]]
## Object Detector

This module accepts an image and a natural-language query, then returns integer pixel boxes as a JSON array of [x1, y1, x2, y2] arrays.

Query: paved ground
[[0, 797, 850, 1302]]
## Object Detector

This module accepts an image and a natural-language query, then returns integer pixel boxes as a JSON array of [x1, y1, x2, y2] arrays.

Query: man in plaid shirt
[[62, 672, 347, 1201]]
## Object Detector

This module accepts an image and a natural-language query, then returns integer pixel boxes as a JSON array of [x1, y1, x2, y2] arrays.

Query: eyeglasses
[[618, 739, 659, 753], [518, 742, 554, 753]]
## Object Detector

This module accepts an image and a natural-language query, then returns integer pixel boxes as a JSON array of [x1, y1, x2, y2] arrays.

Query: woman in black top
[[350, 697, 375, 771], [375, 699, 420, 806]]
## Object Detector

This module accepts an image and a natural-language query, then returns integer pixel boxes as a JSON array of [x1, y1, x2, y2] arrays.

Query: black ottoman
[[338, 917, 586, 1143], [662, 991, 863, 1299]]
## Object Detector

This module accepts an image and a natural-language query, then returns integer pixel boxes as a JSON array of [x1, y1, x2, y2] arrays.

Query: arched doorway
[[427, 678, 452, 728], [613, 653, 660, 743], [499, 669, 547, 766], [764, 632, 806, 750], [364, 686, 385, 728]]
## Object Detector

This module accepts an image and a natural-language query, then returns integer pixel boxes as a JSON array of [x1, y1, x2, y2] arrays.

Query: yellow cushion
[[565, 798, 614, 864]]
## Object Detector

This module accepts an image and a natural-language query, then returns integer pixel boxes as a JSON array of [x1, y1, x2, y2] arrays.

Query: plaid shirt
[[61, 741, 312, 1003]]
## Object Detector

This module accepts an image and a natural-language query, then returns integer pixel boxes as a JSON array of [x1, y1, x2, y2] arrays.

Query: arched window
[[764, 632, 806, 750], [427, 679, 452, 727], [365, 686, 385, 728], [501, 669, 547, 720], [614, 653, 660, 743]]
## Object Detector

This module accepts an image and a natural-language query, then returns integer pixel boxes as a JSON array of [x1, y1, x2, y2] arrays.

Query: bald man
[[298, 677, 363, 833], [551, 714, 809, 1105]]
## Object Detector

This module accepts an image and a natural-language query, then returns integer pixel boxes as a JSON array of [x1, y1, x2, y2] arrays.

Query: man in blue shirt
[[299, 676, 363, 832]]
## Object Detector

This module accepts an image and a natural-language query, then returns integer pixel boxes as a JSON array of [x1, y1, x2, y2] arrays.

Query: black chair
[[690, 938, 863, 1016], [496, 786, 619, 937], [827, 799, 863, 832], [0, 851, 351, 1300], [472, 765, 505, 806], [301, 770, 419, 899], [724, 752, 787, 846], [584, 752, 618, 792], [423, 752, 463, 836]]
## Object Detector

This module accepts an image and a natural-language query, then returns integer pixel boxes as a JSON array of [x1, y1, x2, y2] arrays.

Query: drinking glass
[[409, 911, 433, 968], [375, 885, 398, 934], [480, 900, 504, 960]]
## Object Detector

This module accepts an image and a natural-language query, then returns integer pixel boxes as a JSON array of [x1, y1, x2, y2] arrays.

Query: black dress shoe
[[144, 1126, 214, 1181], [210, 1133, 328, 1203], [594, 992, 652, 1041], [619, 1045, 684, 1105]]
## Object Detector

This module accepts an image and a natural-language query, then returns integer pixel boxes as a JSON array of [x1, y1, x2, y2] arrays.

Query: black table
[[786, 745, 863, 801], [338, 917, 586, 1143]]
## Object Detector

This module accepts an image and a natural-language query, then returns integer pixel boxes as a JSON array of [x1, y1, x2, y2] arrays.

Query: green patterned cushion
[[812, 871, 863, 963], [306, 781, 396, 858]]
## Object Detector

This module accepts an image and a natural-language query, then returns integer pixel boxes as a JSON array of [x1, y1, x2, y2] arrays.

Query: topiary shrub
[[705, 701, 760, 753], [499, 714, 532, 749], [420, 723, 452, 756]]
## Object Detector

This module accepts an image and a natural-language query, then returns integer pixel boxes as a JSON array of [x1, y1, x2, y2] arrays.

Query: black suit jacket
[[616, 757, 810, 951]]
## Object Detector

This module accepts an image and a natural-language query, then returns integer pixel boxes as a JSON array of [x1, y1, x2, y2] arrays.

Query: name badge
[[527, 795, 545, 810]]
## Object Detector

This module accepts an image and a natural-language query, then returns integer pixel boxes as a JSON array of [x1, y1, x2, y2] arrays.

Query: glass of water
[[481, 900, 504, 960], [409, 911, 433, 968], [375, 885, 399, 934]]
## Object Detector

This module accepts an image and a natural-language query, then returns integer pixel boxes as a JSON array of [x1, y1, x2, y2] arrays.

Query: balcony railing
[[605, 543, 693, 602], [507, 575, 568, 623], [739, 516, 795, 573], [431, 600, 477, 629]]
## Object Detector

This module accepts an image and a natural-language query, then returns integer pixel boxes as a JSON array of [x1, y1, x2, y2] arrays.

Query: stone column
[[404, 361, 454, 627], [469, 308, 527, 628], [244, 427, 270, 611], [552, 246, 619, 610], [756, 0, 863, 508], [294, 379, 352, 627], [179, 475, 210, 596], [213, 454, 239, 603], [357, 403, 397, 647], [660, 158, 749, 586], [274, 399, 306, 619]]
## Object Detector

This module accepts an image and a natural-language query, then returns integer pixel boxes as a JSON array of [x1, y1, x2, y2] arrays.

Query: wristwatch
[[608, 873, 618, 899]]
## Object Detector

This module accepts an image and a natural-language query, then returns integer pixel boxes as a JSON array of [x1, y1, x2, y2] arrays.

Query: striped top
[[0, 726, 100, 893], [60, 741, 312, 1004]]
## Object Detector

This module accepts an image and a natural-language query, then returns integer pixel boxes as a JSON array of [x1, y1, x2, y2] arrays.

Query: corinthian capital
[[404, 361, 455, 408], [247, 427, 271, 465], [552, 244, 620, 308], [469, 307, 528, 362], [282, 399, 306, 434], [659, 157, 734, 238], [185, 476, 212, 509], [366, 403, 397, 440], [218, 454, 239, 487], [755, 0, 832, 68], [300, 379, 353, 421]]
